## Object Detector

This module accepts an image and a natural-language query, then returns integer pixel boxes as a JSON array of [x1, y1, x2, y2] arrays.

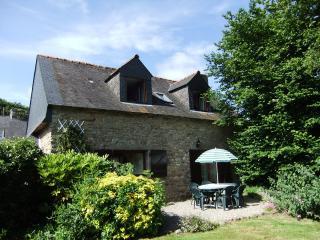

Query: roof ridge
[[105, 54, 140, 82], [152, 76, 177, 84], [37, 54, 116, 70], [168, 70, 200, 92], [178, 70, 200, 82]]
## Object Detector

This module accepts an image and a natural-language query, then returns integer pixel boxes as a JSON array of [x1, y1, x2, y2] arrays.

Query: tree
[[206, 0, 320, 185], [0, 98, 29, 120]]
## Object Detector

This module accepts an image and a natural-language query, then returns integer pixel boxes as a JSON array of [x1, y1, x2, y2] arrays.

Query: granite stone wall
[[38, 126, 52, 154], [41, 106, 230, 201]]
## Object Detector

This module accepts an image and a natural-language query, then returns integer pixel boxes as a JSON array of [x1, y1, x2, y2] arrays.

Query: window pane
[[127, 152, 144, 174], [150, 150, 167, 177]]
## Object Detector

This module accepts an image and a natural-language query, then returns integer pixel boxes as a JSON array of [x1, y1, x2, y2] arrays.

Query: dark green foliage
[[0, 98, 28, 120], [0, 229, 7, 240], [0, 138, 51, 234], [37, 151, 133, 202], [271, 164, 320, 219], [206, 0, 320, 184], [53, 125, 87, 153], [180, 216, 218, 233]]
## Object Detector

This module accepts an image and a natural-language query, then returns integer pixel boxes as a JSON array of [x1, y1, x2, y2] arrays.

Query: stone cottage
[[27, 54, 230, 200]]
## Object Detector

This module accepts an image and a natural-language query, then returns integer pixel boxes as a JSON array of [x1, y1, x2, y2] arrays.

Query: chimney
[[9, 109, 14, 119]]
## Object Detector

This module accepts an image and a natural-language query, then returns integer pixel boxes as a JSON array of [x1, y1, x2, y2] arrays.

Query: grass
[[151, 214, 320, 240]]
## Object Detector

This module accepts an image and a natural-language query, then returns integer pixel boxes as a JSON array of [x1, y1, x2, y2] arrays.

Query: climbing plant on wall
[[53, 120, 87, 153]]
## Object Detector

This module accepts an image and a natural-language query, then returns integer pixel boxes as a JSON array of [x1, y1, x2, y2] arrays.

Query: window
[[191, 92, 212, 112], [153, 92, 173, 104], [109, 151, 145, 175], [126, 78, 147, 103], [127, 152, 145, 174], [103, 150, 167, 177], [150, 150, 167, 177], [0, 129, 5, 140]]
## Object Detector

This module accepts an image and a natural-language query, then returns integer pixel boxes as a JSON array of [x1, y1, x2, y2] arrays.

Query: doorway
[[189, 150, 205, 184]]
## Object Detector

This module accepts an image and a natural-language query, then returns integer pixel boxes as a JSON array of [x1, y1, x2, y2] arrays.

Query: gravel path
[[160, 199, 268, 233]]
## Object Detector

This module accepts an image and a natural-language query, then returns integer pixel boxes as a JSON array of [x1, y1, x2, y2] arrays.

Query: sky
[[0, 0, 249, 106]]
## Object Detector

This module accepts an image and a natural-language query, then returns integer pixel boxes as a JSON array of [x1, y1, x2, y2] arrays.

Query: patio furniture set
[[189, 182, 245, 210]]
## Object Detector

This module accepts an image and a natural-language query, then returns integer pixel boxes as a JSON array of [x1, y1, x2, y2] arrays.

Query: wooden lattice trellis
[[57, 119, 85, 134]]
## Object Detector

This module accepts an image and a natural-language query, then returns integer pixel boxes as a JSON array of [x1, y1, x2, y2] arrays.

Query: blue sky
[[0, 0, 249, 105]]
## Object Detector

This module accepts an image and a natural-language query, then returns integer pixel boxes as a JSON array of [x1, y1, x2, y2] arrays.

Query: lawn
[[151, 214, 320, 240]]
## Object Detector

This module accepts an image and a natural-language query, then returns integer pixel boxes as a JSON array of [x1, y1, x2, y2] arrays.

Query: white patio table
[[198, 183, 237, 191], [198, 183, 237, 209]]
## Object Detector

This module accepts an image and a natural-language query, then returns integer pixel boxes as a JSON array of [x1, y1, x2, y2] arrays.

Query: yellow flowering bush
[[44, 172, 164, 240], [28, 173, 165, 240], [75, 172, 165, 239]]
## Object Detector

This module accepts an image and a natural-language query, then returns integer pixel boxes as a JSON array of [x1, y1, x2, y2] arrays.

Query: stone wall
[[42, 106, 230, 201], [38, 126, 52, 154]]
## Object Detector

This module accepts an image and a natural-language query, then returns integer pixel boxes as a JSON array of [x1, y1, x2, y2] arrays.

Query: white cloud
[[0, 10, 179, 62], [156, 42, 216, 80]]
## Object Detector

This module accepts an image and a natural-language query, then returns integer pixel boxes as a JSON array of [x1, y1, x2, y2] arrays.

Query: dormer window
[[191, 91, 212, 112], [126, 77, 147, 103], [105, 54, 153, 105]]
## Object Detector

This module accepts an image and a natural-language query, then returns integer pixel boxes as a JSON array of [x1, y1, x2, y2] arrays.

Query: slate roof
[[0, 116, 27, 138], [168, 71, 200, 92], [28, 55, 219, 135]]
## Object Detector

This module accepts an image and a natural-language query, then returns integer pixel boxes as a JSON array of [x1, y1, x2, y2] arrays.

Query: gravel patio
[[160, 198, 269, 233]]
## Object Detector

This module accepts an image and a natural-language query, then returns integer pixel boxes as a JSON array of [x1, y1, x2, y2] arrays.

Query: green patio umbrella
[[195, 148, 237, 183]]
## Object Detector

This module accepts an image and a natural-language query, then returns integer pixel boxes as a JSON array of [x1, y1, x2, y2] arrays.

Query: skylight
[[153, 92, 173, 104]]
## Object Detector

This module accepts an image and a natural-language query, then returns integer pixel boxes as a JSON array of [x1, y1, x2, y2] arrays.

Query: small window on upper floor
[[126, 78, 147, 104], [191, 91, 212, 112]]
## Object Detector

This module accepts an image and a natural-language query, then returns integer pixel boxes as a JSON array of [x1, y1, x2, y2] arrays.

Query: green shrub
[[34, 173, 165, 240], [0, 138, 51, 233], [180, 216, 218, 233], [53, 125, 87, 153], [37, 151, 133, 201], [271, 164, 320, 219], [27, 204, 97, 240], [0, 229, 7, 240], [26, 223, 77, 240]]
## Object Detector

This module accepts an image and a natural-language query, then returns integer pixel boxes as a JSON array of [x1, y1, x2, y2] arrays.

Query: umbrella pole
[[216, 162, 219, 183]]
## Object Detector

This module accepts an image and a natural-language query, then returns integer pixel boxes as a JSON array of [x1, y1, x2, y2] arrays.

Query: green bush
[[37, 151, 133, 201], [53, 125, 87, 153], [0, 138, 51, 233], [27, 204, 97, 240], [271, 164, 320, 219], [180, 216, 218, 233], [30, 173, 165, 240], [0, 229, 7, 240]]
